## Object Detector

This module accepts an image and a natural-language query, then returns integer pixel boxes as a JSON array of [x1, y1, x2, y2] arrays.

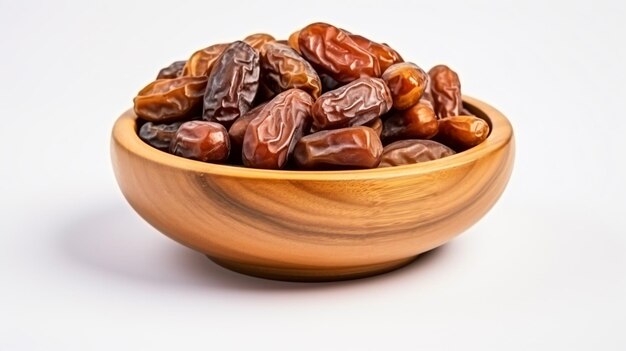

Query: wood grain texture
[[110, 96, 515, 281]]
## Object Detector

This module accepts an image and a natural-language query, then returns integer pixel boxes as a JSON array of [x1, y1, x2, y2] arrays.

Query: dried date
[[436, 115, 490, 150], [157, 60, 186, 79], [382, 62, 428, 110], [288, 30, 301, 53], [429, 65, 462, 118], [260, 42, 322, 99], [228, 102, 267, 152], [139, 121, 183, 151], [298, 23, 380, 83], [170, 121, 230, 162], [381, 102, 438, 143], [293, 126, 383, 169], [349, 34, 403, 72], [203, 41, 260, 126], [134, 76, 207, 123], [243, 33, 275, 51], [242, 89, 313, 169], [312, 77, 392, 130], [379, 140, 455, 167], [365, 118, 383, 137], [182, 43, 228, 77]]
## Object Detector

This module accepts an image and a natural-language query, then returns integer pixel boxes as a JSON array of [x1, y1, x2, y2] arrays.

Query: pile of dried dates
[[134, 22, 490, 170]]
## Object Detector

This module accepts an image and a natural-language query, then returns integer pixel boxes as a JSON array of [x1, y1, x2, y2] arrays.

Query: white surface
[[1, 0, 625, 349]]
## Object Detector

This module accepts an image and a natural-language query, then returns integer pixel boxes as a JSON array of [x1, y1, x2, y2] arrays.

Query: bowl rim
[[112, 95, 513, 181]]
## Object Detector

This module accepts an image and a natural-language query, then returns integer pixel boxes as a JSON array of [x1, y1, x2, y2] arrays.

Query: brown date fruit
[[436, 115, 490, 150], [312, 77, 392, 130], [134, 76, 207, 123], [349, 34, 403, 72], [365, 118, 383, 137], [170, 121, 230, 162], [298, 23, 380, 83], [157, 60, 186, 79], [382, 62, 429, 110], [139, 121, 183, 151], [203, 41, 260, 126], [381, 102, 438, 143], [288, 30, 301, 53], [293, 126, 383, 169], [182, 43, 229, 77], [379, 140, 455, 167], [228, 102, 267, 152], [243, 33, 275, 51], [429, 65, 462, 118], [242, 89, 313, 169], [260, 42, 322, 99]]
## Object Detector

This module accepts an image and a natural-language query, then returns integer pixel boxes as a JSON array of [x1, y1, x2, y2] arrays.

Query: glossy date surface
[[379, 139, 455, 167], [139, 121, 183, 151], [381, 102, 438, 143], [182, 43, 228, 77], [202, 41, 260, 126], [436, 115, 490, 150], [429, 65, 462, 118], [382, 62, 428, 110], [242, 89, 313, 169], [260, 42, 322, 99], [170, 121, 230, 162], [134, 76, 207, 123], [157, 60, 186, 79]]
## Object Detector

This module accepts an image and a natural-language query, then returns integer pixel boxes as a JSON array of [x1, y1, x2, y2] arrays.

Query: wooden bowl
[[111, 96, 514, 281]]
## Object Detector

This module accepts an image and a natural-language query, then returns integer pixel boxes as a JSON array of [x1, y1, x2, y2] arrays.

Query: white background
[[1, 0, 625, 349]]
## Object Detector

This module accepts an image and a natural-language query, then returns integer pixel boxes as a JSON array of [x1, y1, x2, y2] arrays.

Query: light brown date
[[429, 65, 462, 118], [260, 42, 322, 99], [242, 89, 313, 169], [170, 121, 230, 162], [293, 126, 383, 169], [288, 30, 301, 53], [134, 76, 207, 123], [365, 118, 383, 137], [298, 23, 380, 83], [312, 77, 392, 130], [228, 102, 267, 152], [436, 115, 490, 150], [243, 33, 275, 51], [381, 102, 438, 143], [181, 43, 229, 77], [382, 62, 428, 110], [379, 140, 455, 167]]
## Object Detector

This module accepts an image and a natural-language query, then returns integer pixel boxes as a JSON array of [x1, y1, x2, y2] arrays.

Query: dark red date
[[381, 102, 438, 143], [436, 115, 490, 150], [429, 65, 462, 118], [349, 34, 403, 72], [242, 89, 313, 169], [260, 42, 322, 99], [170, 121, 230, 162], [379, 140, 455, 167], [312, 77, 392, 130], [293, 126, 383, 169], [298, 23, 380, 83], [203, 41, 260, 126]]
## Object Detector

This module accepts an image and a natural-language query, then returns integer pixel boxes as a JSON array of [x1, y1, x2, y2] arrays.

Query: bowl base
[[207, 256, 418, 282]]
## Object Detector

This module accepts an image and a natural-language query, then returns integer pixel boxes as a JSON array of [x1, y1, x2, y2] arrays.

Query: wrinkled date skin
[[437, 115, 490, 150], [294, 126, 383, 169], [182, 43, 229, 77], [157, 61, 186, 79], [243, 33, 275, 51], [382, 62, 429, 110], [260, 42, 322, 99], [134, 76, 208, 123], [429, 65, 462, 118], [242, 89, 313, 169], [203, 41, 260, 126], [379, 139, 455, 167], [170, 121, 230, 162], [298, 23, 380, 83], [312, 77, 392, 130], [349, 35, 403, 72], [139, 121, 183, 151], [228, 102, 267, 152], [381, 102, 438, 143]]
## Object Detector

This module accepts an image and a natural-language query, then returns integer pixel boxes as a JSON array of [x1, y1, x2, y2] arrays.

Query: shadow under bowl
[[111, 96, 515, 282]]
